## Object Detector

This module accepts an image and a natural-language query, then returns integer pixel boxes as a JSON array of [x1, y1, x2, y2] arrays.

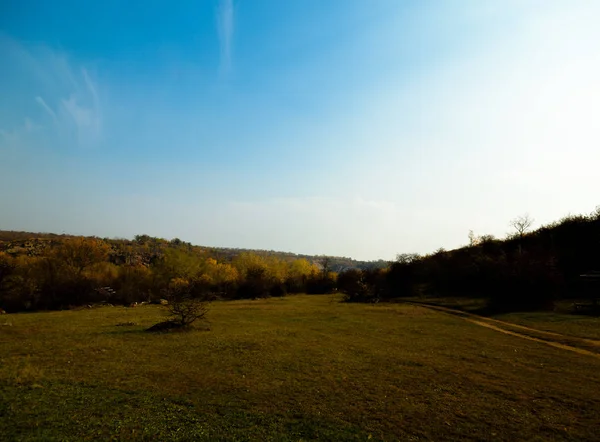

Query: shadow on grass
[[103, 328, 147, 335], [102, 322, 211, 336]]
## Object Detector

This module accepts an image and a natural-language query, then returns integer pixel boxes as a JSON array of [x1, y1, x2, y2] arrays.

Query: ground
[[1, 295, 600, 441]]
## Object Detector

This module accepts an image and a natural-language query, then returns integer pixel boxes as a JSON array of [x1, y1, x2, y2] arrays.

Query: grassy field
[[2, 295, 600, 441]]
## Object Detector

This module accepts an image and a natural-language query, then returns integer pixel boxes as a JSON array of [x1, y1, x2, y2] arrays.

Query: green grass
[[405, 296, 600, 341], [494, 310, 600, 341], [2, 295, 600, 441]]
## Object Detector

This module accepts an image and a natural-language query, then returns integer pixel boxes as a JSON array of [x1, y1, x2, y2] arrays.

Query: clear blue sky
[[1, 1, 599, 260]]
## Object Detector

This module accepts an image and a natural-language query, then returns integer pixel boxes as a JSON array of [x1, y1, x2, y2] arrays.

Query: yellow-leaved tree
[[287, 258, 320, 293], [54, 237, 110, 276]]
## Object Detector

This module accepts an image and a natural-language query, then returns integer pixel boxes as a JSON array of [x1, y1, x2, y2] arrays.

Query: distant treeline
[[337, 208, 600, 312], [3, 207, 598, 313], [0, 234, 341, 312], [207, 247, 389, 273], [0, 231, 388, 272]]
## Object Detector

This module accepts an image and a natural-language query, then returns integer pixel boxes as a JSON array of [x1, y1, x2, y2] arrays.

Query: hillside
[[0, 230, 389, 271]]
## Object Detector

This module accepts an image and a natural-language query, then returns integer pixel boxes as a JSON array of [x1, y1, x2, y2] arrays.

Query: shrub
[[147, 279, 210, 332], [337, 269, 370, 302]]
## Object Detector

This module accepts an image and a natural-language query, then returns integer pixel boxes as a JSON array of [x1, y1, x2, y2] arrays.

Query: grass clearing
[[2, 295, 600, 440], [405, 296, 600, 341], [494, 310, 600, 341]]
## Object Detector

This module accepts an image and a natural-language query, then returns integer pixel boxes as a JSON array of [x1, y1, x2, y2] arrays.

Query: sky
[[1, 1, 599, 261]]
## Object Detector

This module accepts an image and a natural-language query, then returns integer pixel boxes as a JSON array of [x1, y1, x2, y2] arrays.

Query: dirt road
[[408, 301, 600, 359]]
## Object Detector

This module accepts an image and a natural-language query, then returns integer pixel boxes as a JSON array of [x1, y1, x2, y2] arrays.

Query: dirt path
[[414, 302, 600, 345], [408, 301, 600, 360]]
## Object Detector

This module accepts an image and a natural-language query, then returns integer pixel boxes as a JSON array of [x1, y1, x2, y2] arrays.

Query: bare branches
[[147, 279, 210, 332], [510, 214, 534, 238], [166, 291, 209, 326], [510, 214, 534, 255]]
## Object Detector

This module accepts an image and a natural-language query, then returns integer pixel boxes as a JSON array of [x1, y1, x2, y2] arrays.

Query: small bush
[[147, 278, 210, 332]]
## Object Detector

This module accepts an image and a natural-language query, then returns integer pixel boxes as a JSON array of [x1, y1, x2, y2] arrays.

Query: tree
[[54, 238, 110, 276], [0, 252, 15, 292], [147, 278, 210, 332], [468, 230, 480, 247], [510, 214, 534, 255], [319, 256, 332, 275], [304, 256, 337, 294], [395, 253, 421, 264], [204, 258, 238, 297], [388, 253, 422, 297], [115, 264, 152, 304], [154, 248, 202, 282], [166, 289, 209, 327], [286, 258, 319, 293], [337, 268, 385, 303], [511, 214, 534, 238]]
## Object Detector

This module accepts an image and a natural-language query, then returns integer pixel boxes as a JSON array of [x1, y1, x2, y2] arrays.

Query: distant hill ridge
[[0, 230, 389, 271]]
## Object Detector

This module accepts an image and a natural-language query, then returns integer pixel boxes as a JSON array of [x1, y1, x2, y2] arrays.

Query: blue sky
[[1, 1, 599, 260]]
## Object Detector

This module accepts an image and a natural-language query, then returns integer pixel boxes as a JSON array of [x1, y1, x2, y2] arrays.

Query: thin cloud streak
[[35, 96, 58, 120], [61, 68, 102, 145], [217, 0, 234, 73]]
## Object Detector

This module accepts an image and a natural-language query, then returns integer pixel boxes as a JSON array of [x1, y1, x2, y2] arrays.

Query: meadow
[[1, 295, 600, 441]]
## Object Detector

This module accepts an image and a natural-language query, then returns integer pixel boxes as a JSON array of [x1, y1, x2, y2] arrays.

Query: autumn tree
[[114, 264, 152, 304], [54, 237, 110, 276], [203, 258, 238, 297], [150, 248, 205, 291], [0, 252, 15, 292], [0, 255, 46, 310], [233, 253, 273, 298], [286, 258, 319, 293], [305, 256, 337, 294]]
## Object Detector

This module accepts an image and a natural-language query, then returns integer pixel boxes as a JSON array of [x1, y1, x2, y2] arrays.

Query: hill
[[0, 230, 388, 272]]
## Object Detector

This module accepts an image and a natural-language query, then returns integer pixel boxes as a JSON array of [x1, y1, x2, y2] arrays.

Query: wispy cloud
[[217, 0, 234, 73], [1, 37, 104, 149], [35, 96, 58, 120], [60, 68, 102, 146], [82, 68, 99, 109]]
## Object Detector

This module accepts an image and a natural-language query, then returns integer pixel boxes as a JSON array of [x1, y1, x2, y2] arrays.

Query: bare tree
[[166, 292, 209, 327], [510, 214, 534, 255], [510, 214, 534, 237]]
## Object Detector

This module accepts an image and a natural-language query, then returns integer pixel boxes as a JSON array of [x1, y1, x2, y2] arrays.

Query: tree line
[[2, 206, 598, 313], [337, 208, 600, 312], [0, 235, 337, 312]]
